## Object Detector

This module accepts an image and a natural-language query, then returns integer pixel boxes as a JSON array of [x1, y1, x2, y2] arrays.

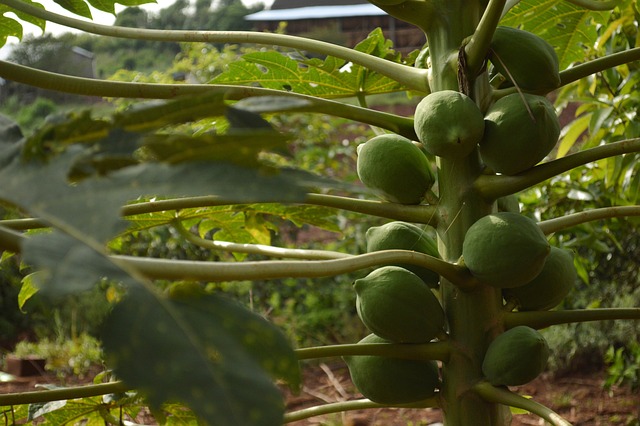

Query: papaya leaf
[[556, 112, 590, 158], [112, 93, 228, 132], [24, 93, 229, 161], [0, 0, 45, 46], [501, 0, 609, 69], [53, 0, 93, 19], [35, 397, 108, 425], [18, 271, 41, 311], [101, 286, 299, 426], [0, 15, 22, 45], [142, 130, 288, 166], [211, 29, 409, 99]]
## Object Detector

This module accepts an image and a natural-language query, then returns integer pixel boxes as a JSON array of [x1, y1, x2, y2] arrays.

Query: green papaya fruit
[[366, 221, 440, 287], [479, 93, 560, 175], [503, 247, 577, 311], [354, 266, 445, 343], [344, 334, 440, 404], [482, 326, 549, 386], [489, 26, 561, 92], [462, 212, 550, 288], [414, 90, 485, 158], [356, 134, 435, 205], [497, 194, 520, 213]]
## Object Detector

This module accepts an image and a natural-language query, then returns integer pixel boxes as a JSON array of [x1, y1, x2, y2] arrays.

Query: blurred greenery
[[11, 333, 103, 378], [519, 2, 639, 382]]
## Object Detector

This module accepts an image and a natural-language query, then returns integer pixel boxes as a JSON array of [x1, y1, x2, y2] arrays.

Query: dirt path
[[285, 362, 639, 426]]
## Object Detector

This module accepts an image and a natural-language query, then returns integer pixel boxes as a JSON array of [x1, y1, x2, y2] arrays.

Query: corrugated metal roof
[[245, 4, 386, 21], [270, 0, 369, 9]]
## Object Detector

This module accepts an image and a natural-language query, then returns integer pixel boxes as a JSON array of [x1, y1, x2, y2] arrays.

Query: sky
[[0, 0, 273, 58]]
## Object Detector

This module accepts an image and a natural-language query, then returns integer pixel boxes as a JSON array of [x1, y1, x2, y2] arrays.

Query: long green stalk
[[0, 382, 130, 406], [121, 194, 440, 226], [465, 0, 506, 76], [0, 61, 417, 139], [538, 206, 640, 234], [504, 308, 640, 329], [114, 250, 475, 288], [0, 0, 430, 94], [283, 397, 438, 423], [295, 341, 451, 362], [173, 219, 351, 260], [474, 381, 572, 426], [474, 138, 640, 200]]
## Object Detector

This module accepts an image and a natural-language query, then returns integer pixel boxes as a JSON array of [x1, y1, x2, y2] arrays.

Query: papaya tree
[[0, 0, 639, 425]]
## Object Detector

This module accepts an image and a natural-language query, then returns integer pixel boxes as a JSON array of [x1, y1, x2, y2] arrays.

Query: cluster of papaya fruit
[[344, 221, 445, 403], [345, 214, 577, 401], [356, 27, 561, 204], [463, 212, 578, 386], [345, 27, 573, 402]]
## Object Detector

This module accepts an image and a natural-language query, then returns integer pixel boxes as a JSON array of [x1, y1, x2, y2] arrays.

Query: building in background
[[245, 0, 425, 53]]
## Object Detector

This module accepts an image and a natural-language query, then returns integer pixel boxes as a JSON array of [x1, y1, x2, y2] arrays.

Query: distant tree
[[113, 6, 150, 29]]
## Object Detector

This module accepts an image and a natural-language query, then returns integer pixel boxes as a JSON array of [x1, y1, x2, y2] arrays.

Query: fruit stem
[[295, 341, 451, 362], [473, 381, 573, 426]]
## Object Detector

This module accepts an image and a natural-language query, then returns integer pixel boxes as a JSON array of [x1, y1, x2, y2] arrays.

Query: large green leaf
[[211, 28, 410, 99], [501, 0, 609, 69], [18, 230, 298, 425], [101, 286, 299, 426], [0, 141, 302, 424]]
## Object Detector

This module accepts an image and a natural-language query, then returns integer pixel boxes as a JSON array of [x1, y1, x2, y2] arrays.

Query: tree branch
[[0, 0, 430, 94], [283, 397, 438, 423], [296, 341, 451, 362], [474, 138, 640, 200], [0, 61, 417, 139], [538, 206, 640, 235], [504, 308, 640, 330], [473, 382, 572, 426]]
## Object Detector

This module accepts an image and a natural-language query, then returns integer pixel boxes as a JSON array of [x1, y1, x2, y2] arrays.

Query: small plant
[[11, 333, 103, 378], [604, 342, 640, 391]]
